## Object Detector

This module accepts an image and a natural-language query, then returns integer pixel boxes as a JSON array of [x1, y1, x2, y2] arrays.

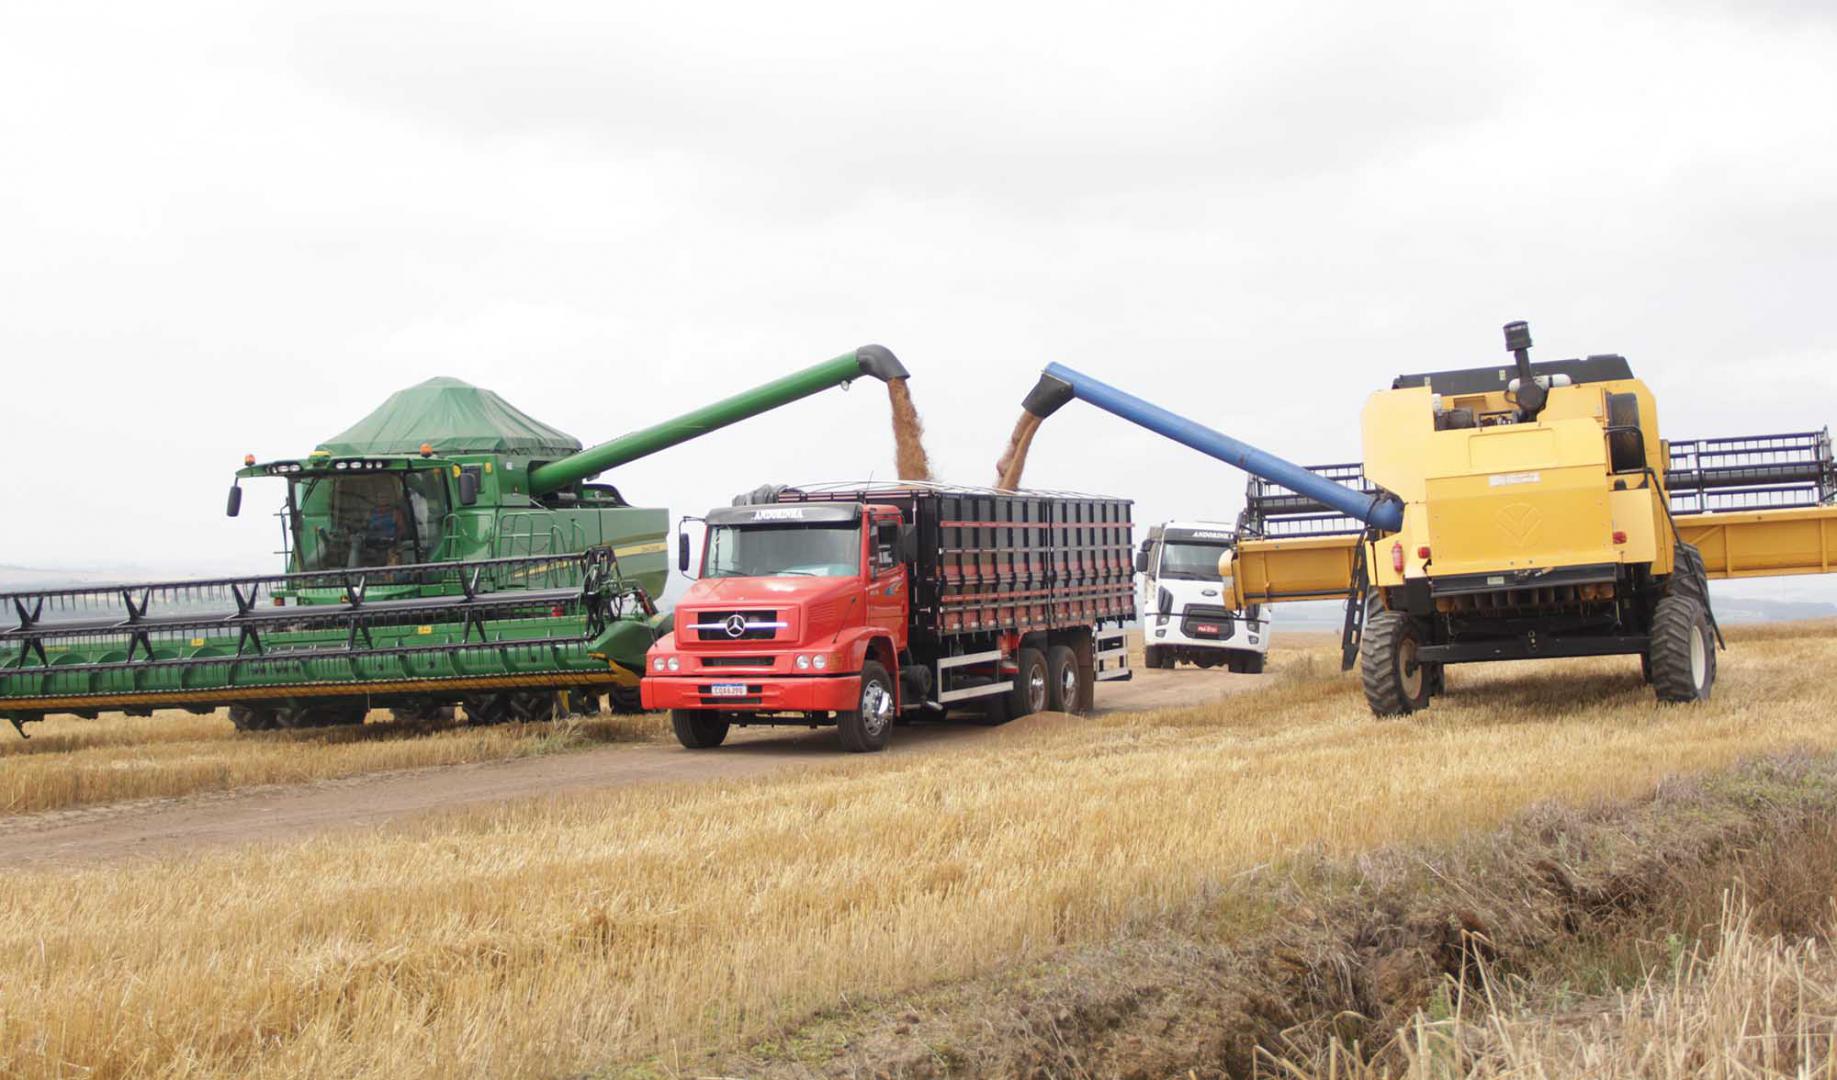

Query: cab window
[[872, 521, 900, 574]]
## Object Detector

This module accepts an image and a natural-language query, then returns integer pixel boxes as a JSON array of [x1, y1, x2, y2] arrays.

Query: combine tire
[[837, 660, 895, 753], [1007, 647, 1049, 719], [1361, 611, 1431, 716], [671, 709, 730, 749], [607, 684, 646, 714], [1046, 644, 1083, 713], [1648, 595, 1715, 703], [228, 705, 277, 731], [463, 693, 511, 725]]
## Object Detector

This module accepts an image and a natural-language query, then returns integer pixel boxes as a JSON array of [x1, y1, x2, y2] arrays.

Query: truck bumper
[[642, 674, 863, 713]]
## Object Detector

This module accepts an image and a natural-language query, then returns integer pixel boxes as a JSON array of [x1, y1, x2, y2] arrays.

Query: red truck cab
[[641, 501, 911, 752]]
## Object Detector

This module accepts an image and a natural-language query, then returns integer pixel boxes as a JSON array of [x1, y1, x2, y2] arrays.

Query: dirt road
[[0, 665, 1252, 869]]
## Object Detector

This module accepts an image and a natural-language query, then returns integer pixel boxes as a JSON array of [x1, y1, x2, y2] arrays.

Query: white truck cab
[[1135, 521, 1270, 673]]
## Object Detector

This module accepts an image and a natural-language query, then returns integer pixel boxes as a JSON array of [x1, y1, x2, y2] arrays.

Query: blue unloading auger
[[1020, 362, 1406, 532]]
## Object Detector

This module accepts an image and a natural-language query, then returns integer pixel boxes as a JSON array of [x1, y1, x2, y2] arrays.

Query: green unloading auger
[[0, 345, 910, 733], [528, 345, 908, 494]]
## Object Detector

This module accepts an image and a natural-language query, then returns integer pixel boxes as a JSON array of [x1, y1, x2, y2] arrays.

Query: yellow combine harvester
[[1020, 322, 1837, 715]]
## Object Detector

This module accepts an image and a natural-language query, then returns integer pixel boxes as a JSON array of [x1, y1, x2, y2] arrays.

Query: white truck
[[1135, 521, 1271, 673]]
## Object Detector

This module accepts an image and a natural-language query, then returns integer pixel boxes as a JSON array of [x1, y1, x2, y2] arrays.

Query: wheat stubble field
[[3, 622, 1837, 1078]]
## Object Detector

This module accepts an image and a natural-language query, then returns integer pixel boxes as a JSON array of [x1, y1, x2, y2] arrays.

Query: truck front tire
[[1649, 595, 1715, 703], [837, 661, 896, 753], [671, 709, 730, 749]]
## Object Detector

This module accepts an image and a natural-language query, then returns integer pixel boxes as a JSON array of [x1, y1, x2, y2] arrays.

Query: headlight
[[813, 654, 828, 670], [795, 655, 811, 670], [666, 656, 680, 672], [652, 657, 665, 672]]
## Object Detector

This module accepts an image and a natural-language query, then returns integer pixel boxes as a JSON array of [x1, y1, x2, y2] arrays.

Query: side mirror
[[457, 471, 480, 506], [677, 531, 692, 574], [225, 485, 243, 518], [1133, 549, 1149, 574]]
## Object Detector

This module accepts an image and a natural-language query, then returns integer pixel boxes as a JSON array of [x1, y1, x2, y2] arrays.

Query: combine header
[[1019, 323, 1837, 715], [1, 347, 910, 733]]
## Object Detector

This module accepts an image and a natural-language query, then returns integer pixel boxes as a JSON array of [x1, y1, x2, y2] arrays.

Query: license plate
[[709, 683, 749, 697], [1195, 623, 1221, 636]]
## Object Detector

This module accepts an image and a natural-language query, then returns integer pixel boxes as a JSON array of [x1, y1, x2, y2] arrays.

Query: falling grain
[[886, 378, 933, 482], [995, 411, 1043, 490]]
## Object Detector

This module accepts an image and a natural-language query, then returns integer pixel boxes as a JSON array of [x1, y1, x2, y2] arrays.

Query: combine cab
[[1, 347, 912, 733]]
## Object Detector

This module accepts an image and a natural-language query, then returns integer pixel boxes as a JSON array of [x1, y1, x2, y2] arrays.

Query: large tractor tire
[[607, 684, 646, 715], [837, 660, 896, 753], [1046, 644, 1083, 714], [462, 693, 511, 726], [1007, 647, 1049, 719], [1648, 595, 1715, 703], [671, 709, 730, 749], [228, 704, 277, 731], [1360, 610, 1431, 716]]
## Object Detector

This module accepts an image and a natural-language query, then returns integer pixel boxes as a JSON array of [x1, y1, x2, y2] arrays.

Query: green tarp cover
[[317, 377, 582, 457]]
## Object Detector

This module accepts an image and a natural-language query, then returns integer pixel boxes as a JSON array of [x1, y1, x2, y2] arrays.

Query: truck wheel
[[1649, 595, 1715, 703], [1007, 648, 1049, 718], [228, 704, 277, 731], [1047, 644, 1083, 714], [607, 684, 646, 715], [671, 709, 730, 749], [837, 661, 896, 753], [1361, 611, 1431, 716], [1143, 644, 1165, 670]]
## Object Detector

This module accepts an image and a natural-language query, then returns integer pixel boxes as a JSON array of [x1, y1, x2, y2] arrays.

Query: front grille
[[702, 656, 775, 668], [1180, 605, 1236, 641], [690, 610, 782, 642]]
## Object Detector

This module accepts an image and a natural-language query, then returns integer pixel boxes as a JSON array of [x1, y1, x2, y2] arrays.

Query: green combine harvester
[[0, 347, 909, 733]]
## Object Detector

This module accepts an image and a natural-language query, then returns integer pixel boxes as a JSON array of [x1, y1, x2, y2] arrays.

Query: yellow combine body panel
[[1361, 372, 1672, 590], [1227, 503, 1837, 604], [1678, 505, 1837, 579], [1230, 535, 1362, 606]]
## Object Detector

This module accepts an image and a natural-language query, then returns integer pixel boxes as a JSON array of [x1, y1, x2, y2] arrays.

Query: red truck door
[[864, 512, 909, 653]]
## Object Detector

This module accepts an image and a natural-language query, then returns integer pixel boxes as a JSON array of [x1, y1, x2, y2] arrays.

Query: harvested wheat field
[[0, 708, 667, 816], [4, 622, 1837, 1078]]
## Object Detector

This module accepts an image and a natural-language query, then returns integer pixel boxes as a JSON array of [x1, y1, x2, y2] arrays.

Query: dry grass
[[0, 709, 667, 816], [3, 623, 1837, 1078], [1286, 897, 1837, 1079]]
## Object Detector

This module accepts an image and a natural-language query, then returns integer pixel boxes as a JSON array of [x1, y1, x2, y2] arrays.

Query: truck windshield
[[705, 523, 861, 578], [1159, 541, 1231, 581], [288, 471, 451, 571]]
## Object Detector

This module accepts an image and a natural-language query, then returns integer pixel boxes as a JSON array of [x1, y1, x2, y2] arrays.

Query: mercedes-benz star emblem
[[723, 614, 749, 638]]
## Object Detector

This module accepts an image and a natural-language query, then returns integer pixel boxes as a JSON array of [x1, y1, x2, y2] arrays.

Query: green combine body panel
[[1, 346, 908, 731]]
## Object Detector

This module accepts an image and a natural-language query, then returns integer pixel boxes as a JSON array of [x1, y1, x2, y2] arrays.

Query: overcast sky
[[4, 0, 1834, 600]]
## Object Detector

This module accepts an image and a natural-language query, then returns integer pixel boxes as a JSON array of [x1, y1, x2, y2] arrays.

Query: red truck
[[641, 483, 1135, 752]]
